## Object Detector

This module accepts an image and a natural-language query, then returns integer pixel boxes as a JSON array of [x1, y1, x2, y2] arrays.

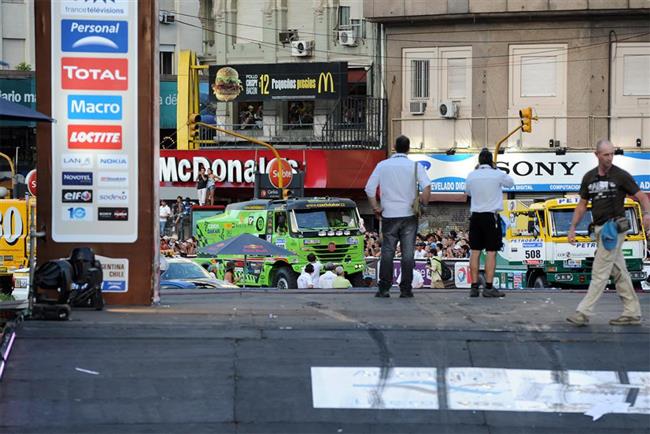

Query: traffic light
[[519, 107, 533, 133], [188, 113, 201, 141]]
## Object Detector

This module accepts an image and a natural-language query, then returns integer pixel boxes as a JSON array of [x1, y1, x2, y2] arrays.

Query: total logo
[[61, 153, 94, 169], [62, 58, 128, 91], [62, 171, 93, 186], [98, 207, 129, 221], [97, 171, 128, 187], [96, 189, 128, 204], [62, 205, 93, 222], [62, 189, 93, 203], [61, 0, 128, 17], [68, 95, 122, 121], [61, 19, 128, 53], [68, 125, 122, 150], [98, 154, 128, 170]]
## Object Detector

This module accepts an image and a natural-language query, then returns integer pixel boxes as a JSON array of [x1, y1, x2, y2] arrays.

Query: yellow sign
[[317, 72, 335, 93]]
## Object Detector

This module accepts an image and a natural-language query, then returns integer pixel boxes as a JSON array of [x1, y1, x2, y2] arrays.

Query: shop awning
[[0, 98, 53, 122]]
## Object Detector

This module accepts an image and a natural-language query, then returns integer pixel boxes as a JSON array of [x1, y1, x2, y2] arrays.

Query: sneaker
[[482, 288, 505, 298], [399, 291, 414, 298], [566, 312, 589, 327], [374, 290, 390, 298], [609, 315, 641, 326], [469, 287, 480, 298]]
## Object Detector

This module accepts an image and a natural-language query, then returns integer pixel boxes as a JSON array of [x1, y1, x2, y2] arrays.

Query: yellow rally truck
[[490, 197, 647, 289], [193, 197, 366, 288], [0, 198, 33, 298]]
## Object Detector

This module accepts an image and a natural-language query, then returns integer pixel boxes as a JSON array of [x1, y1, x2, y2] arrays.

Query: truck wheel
[[273, 267, 297, 289], [533, 275, 547, 289], [349, 272, 365, 287]]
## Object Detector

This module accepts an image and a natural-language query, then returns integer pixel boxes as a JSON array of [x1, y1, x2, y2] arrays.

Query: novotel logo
[[62, 172, 93, 186]]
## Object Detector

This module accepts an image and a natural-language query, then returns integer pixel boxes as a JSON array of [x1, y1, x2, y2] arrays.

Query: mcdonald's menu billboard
[[208, 62, 347, 102]]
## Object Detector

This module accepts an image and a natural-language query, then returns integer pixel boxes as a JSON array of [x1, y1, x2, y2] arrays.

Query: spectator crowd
[[364, 228, 471, 260]]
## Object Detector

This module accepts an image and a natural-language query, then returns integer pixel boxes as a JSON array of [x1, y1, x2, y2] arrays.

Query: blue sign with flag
[[68, 94, 122, 120], [61, 19, 128, 53]]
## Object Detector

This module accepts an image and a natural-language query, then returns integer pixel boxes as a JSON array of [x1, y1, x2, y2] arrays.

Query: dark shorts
[[469, 212, 503, 252]]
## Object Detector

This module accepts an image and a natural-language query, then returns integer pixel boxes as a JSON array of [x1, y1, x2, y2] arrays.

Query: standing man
[[196, 167, 208, 206], [465, 148, 514, 298], [566, 139, 650, 326], [365, 135, 431, 298], [159, 200, 171, 236]]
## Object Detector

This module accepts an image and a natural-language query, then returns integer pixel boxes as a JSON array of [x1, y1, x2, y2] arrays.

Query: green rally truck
[[193, 197, 366, 288]]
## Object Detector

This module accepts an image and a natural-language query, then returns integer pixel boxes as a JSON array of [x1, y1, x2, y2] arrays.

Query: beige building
[[364, 0, 650, 152]]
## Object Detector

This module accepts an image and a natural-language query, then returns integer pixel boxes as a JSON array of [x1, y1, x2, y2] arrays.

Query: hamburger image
[[212, 67, 243, 101]]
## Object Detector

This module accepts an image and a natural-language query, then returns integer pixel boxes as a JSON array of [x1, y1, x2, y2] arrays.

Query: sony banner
[[411, 152, 650, 193]]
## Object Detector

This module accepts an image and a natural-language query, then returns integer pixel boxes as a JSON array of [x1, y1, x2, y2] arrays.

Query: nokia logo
[[97, 154, 128, 169]]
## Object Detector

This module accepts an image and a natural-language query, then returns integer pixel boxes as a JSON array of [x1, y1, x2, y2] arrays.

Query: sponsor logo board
[[97, 154, 128, 169], [98, 207, 129, 221], [97, 171, 128, 186], [61, 0, 129, 17], [62, 189, 93, 203], [96, 189, 128, 204], [61, 153, 94, 169], [68, 94, 122, 120], [61, 57, 128, 91], [68, 124, 122, 150], [62, 171, 93, 186], [62, 205, 93, 221], [61, 19, 128, 53]]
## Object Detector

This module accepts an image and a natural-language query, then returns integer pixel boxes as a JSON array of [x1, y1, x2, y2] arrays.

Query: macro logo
[[96, 189, 128, 204], [61, 20, 128, 53], [62, 171, 93, 186], [62, 206, 93, 222], [68, 125, 122, 150], [97, 154, 128, 170], [61, 153, 94, 169], [61, 0, 128, 17], [68, 95, 122, 120], [97, 171, 128, 187], [98, 207, 129, 221], [62, 58, 128, 91], [62, 189, 93, 203]]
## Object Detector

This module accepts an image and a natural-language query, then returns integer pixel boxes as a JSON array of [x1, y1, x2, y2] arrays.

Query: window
[[287, 101, 314, 129], [623, 55, 650, 96], [521, 56, 557, 97], [235, 0, 263, 44], [446, 58, 467, 99], [338, 6, 351, 27], [160, 51, 174, 75], [411, 60, 430, 100], [237, 102, 263, 130]]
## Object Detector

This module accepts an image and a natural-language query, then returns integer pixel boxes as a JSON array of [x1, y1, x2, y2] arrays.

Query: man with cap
[[332, 266, 352, 289], [465, 148, 514, 298], [566, 139, 650, 327], [318, 262, 337, 289]]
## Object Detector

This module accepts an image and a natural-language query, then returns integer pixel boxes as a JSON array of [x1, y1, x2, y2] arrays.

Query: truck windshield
[[292, 208, 359, 231], [550, 209, 592, 237]]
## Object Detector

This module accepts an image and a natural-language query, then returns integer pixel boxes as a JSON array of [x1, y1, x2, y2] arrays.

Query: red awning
[[347, 69, 367, 83]]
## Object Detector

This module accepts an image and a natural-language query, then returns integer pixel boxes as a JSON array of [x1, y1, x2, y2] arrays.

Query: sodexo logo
[[62, 205, 93, 222], [61, 153, 94, 169], [61, 0, 128, 17], [61, 20, 128, 53], [97, 154, 128, 170], [62, 189, 93, 203], [62, 171, 93, 186], [96, 189, 128, 205], [68, 95, 122, 121]]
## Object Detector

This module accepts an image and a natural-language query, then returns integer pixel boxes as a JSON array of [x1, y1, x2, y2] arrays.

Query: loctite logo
[[61, 57, 128, 90], [68, 125, 122, 150]]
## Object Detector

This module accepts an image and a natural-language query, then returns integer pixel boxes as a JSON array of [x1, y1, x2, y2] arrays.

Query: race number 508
[[0, 207, 24, 245]]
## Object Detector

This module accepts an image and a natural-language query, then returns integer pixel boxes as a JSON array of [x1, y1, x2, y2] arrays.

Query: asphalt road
[[1, 288, 649, 434]]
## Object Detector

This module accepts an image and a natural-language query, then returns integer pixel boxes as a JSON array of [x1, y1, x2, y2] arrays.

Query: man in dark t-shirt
[[566, 139, 650, 327]]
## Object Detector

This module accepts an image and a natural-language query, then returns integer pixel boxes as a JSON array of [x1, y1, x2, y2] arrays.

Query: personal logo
[[61, 0, 128, 17], [68, 125, 122, 150], [96, 189, 128, 204], [61, 19, 128, 53], [97, 171, 128, 187], [98, 207, 129, 221], [61, 153, 94, 169], [61, 58, 128, 91], [62, 171, 93, 186], [98, 154, 128, 170], [68, 95, 122, 120], [62, 205, 93, 222], [62, 189, 93, 203]]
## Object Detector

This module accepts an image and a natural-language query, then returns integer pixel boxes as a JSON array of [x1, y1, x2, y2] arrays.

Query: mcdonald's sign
[[317, 72, 335, 94], [208, 61, 347, 101]]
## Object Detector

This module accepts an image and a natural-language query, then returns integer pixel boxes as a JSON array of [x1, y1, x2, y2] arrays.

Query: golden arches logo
[[317, 72, 335, 93]]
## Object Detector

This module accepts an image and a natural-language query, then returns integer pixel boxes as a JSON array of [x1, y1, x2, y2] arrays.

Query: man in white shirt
[[465, 148, 514, 298], [397, 268, 424, 289], [297, 263, 315, 289], [318, 262, 337, 289], [365, 135, 431, 298], [305, 253, 321, 287], [159, 200, 172, 236], [414, 243, 427, 259]]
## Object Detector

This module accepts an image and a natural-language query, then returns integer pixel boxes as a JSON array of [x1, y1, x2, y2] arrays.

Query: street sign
[[267, 158, 293, 189], [25, 169, 36, 196]]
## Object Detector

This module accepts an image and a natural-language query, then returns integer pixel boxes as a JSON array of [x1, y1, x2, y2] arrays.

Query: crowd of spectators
[[160, 235, 197, 258], [364, 228, 471, 259]]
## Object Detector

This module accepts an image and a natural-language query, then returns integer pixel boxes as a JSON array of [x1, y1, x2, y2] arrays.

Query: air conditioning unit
[[159, 11, 175, 24], [338, 30, 357, 47], [279, 29, 298, 44], [439, 101, 458, 119], [291, 40, 314, 57], [409, 101, 427, 115]]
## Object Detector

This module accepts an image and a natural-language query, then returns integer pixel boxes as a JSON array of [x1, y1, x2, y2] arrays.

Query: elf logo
[[62, 189, 93, 203], [62, 57, 128, 90], [68, 125, 122, 150]]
